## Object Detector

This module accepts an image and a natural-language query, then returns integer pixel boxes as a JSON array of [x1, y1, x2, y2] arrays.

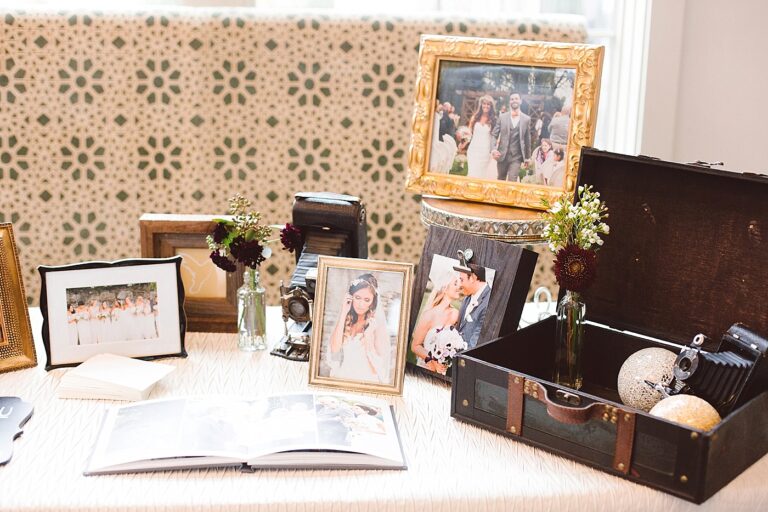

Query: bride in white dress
[[428, 103, 458, 174], [466, 95, 498, 180], [410, 267, 462, 375], [329, 274, 390, 385]]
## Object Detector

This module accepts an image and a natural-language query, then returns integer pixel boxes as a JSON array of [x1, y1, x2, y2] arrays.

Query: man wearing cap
[[454, 263, 491, 349]]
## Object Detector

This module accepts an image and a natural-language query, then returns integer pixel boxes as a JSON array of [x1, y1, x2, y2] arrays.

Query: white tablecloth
[[1, 307, 766, 511]]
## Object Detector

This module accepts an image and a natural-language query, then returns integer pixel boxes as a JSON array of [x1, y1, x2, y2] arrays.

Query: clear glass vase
[[554, 290, 586, 390], [237, 268, 267, 351]]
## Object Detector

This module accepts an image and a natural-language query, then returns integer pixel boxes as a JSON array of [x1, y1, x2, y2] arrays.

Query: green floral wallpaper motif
[[288, 138, 331, 182], [58, 59, 104, 104], [63, 212, 107, 257], [136, 60, 181, 105], [0, 136, 28, 180], [214, 137, 257, 181], [138, 137, 183, 180], [213, 60, 256, 105], [61, 137, 105, 181], [0, 10, 586, 304], [288, 62, 331, 107], [0, 57, 25, 103]]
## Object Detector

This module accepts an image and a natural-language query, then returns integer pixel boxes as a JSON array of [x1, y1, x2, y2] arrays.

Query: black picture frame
[[38, 256, 187, 370], [407, 225, 537, 381]]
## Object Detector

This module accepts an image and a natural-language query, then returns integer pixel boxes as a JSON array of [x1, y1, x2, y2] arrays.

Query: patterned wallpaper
[[0, 9, 584, 305]]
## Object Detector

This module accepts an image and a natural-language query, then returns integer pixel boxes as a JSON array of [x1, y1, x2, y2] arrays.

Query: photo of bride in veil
[[328, 273, 390, 385]]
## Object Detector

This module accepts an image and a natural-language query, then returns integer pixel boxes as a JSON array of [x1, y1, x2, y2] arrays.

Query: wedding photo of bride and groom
[[408, 254, 496, 376], [428, 60, 575, 188]]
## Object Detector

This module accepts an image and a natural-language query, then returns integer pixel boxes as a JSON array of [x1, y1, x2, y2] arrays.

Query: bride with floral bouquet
[[410, 264, 465, 375]]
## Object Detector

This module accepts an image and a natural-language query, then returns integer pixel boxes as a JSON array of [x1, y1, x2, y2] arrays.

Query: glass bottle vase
[[553, 290, 586, 390], [237, 268, 267, 351]]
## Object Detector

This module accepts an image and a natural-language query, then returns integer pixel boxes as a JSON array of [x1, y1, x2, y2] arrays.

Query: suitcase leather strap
[[506, 373, 636, 475]]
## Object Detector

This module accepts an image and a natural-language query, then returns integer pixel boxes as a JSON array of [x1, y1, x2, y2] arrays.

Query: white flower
[[424, 327, 467, 365], [550, 202, 563, 214]]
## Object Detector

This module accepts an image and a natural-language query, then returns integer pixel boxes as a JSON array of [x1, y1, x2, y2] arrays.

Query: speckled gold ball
[[617, 347, 677, 412], [649, 395, 722, 431]]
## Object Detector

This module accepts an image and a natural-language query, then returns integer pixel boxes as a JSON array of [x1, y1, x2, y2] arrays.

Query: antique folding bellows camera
[[270, 192, 367, 361], [662, 324, 768, 416]]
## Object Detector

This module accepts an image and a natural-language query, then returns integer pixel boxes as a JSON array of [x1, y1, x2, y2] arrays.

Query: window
[[5, 0, 649, 152]]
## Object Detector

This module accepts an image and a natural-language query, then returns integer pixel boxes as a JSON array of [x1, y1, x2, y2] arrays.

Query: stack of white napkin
[[57, 353, 175, 401]]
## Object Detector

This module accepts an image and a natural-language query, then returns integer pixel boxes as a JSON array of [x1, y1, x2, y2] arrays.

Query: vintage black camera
[[270, 192, 367, 361], [665, 324, 768, 416]]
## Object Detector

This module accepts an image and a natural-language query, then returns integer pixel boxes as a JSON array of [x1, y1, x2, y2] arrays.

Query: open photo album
[[85, 392, 406, 475]]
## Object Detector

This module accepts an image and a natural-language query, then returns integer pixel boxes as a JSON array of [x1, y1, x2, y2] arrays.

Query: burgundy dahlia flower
[[553, 244, 597, 293], [211, 223, 230, 244], [279, 223, 302, 253], [210, 251, 237, 272], [229, 236, 266, 269]]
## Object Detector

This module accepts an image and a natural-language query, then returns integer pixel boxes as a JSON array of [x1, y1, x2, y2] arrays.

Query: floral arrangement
[[424, 325, 467, 372], [541, 185, 609, 293], [207, 194, 302, 272], [456, 125, 472, 145]]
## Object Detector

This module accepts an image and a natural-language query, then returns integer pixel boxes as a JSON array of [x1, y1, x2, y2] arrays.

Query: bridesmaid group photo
[[428, 61, 575, 187], [65, 282, 160, 345]]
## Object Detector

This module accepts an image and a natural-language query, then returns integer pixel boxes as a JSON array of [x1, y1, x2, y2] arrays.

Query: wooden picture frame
[[309, 256, 414, 396], [0, 224, 37, 373], [407, 225, 538, 381], [140, 214, 243, 332], [406, 35, 604, 209], [38, 257, 187, 370]]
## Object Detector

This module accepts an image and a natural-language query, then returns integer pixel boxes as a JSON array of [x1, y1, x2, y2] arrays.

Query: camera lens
[[673, 349, 700, 380], [289, 300, 308, 318]]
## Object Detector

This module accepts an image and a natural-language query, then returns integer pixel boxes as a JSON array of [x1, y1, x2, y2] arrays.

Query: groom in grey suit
[[491, 92, 532, 181], [454, 263, 491, 350]]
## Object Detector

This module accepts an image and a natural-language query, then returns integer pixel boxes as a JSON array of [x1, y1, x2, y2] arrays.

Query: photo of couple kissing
[[409, 254, 495, 375]]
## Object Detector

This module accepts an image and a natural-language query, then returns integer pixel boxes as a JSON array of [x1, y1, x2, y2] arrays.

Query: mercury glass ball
[[617, 347, 677, 412], [650, 395, 722, 431]]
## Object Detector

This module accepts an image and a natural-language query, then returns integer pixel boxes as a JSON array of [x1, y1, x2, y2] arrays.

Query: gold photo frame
[[406, 35, 604, 209], [309, 256, 413, 396], [0, 223, 36, 373]]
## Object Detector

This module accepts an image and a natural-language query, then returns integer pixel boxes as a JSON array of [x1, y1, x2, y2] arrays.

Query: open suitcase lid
[[577, 148, 768, 347]]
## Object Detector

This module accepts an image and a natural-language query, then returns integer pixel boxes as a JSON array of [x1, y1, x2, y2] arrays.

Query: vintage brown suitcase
[[451, 148, 768, 503]]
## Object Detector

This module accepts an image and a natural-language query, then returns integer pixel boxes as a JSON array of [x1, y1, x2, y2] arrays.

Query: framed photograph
[[0, 224, 37, 373], [140, 214, 243, 332], [407, 225, 538, 380], [39, 257, 187, 370], [406, 35, 604, 209], [309, 256, 414, 395]]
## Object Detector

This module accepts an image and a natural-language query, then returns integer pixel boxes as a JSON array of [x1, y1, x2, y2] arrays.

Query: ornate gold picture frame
[[0, 223, 37, 373], [406, 35, 604, 209]]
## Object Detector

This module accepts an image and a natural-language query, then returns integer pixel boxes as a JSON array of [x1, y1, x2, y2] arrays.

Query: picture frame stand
[[420, 197, 547, 243]]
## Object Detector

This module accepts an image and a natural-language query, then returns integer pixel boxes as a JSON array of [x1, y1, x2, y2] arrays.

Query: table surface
[[1, 306, 767, 512]]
